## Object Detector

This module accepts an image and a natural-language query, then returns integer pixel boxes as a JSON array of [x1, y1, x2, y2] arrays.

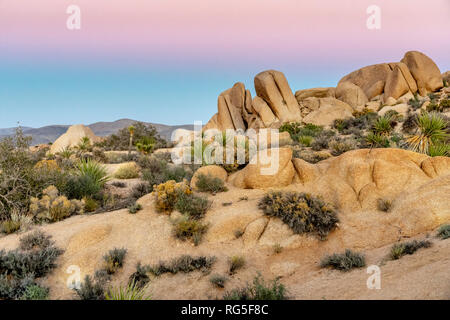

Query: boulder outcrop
[[50, 124, 101, 153]]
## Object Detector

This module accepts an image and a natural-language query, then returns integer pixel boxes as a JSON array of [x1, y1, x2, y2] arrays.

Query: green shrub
[[372, 115, 395, 135], [320, 249, 366, 271], [76, 159, 110, 188], [390, 240, 432, 260], [172, 216, 208, 246], [329, 138, 358, 156], [128, 202, 143, 214], [142, 162, 192, 193], [229, 255, 245, 274], [437, 224, 450, 240], [1, 219, 21, 234], [149, 255, 216, 276], [21, 284, 49, 300], [334, 112, 378, 134], [103, 248, 127, 274], [195, 173, 228, 193], [83, 197, 99, 213], [175, 192, 211, 219], [297, 135, 313, 147], [223, 273, 287, 300], [105, 281, 151, 300], [114, 163, 140, 179], [408, 94, 424, 110], [210, 274, 228, 288], [259, 192, 339, 240], [280, 123, 323, 140], [131, 182, 151, 199]]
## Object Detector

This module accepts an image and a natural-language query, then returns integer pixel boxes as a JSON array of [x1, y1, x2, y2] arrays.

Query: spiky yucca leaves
[[427, 143, 450, 157], [105, 281, 151, 300], [407, 112, 449, 154], [372, 115, 395, 136], [76, 159, 110, 187]]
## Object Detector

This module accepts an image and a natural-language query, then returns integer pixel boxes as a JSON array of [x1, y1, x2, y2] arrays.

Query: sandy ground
[[0, 185, 449, 300]]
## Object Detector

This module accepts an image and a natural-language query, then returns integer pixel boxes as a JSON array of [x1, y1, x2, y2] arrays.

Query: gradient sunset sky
[[1, 0, 449, 128]]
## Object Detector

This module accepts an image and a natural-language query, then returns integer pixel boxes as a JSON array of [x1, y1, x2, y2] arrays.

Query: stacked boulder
[[203, 50, 444, 132]]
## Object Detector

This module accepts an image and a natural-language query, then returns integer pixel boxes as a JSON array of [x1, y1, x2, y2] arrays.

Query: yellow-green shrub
[[152, 180, 191, 213], [114, 163, 140, 179], [29, 186, 84, 222]]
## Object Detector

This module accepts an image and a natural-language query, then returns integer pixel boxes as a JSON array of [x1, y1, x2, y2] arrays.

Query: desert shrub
[[195, 173, 227, 193], [402, 113, 418, 134], [19, 231, 52, 251], [390, 240, 432, 260], [297, 135, 313, 147], [153, 180, 191, 213], [273, 243, 283, 254], [377, 198, 392, 212], [0, 232, 62, 300], [142, 162, 192, 193], [111, 181, 126, 188], [365, 132, 390, 148], [1, 219, 21, 234], [103, 248, 127, 274], [172, 216, 208, 245], [280, 123, 323, 141], [229, 255, 245, 274], [407, 112, 449, 154], [105, 152, 132, 164], [437, 224, 450, 240], [136, 136, 156, 155], [83, 197, 99, 213], [329, 138, 358, 156], [128, 262, 151, 289], [21, 284, 49, 300], [279, 122, 303, 137], [29, 186, 84, 222], [408, 94, 424, 110], [128, 202, 143, 214], [114, 163, 140, 179], [149, 255, 216, 276], [75, 274, 106, 300], [320, 249, 366, 271], [334, 112, 378, 134], [131, 182, 151, 199], [439, 98, 450, 110], [234, 229, 244, 239], [210, 274, 228, 288], [105, 281, 151, 300], [259, 192, 339, 240], [293, 149, 331, 163], [310, 130, 336, 151], [174, 192, 211, 219], [223, 273, 287, 300], [76, 159, 110, 187], [96, 122, 167, 151]]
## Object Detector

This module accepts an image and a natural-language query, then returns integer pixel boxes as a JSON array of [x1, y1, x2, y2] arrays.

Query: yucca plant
[[57, 147, 74, 159], [372, 115, 394, 136], [76, 159, 110, 187], [406, 112, 449, 154], [105, 281, 151, 300], [365, 132, 390, 148], [76, 137, 91, 152], [427, 143, 450, 157]]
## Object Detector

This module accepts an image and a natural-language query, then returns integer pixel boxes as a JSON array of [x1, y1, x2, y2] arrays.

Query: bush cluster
[[195, 173, 228, 194], [390, 240, 432, 260], [223, 273, 287, 300], [320, 249, 366, 271], [258, 192, 339, 240], [149, 255, 216, 276]]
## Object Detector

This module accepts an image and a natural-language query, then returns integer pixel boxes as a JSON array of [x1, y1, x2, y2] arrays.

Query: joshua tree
[[128, 125, 135, 158]]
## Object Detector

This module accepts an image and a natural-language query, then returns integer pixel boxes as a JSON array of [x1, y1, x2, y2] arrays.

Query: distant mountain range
[[0, 119, 193, 145]]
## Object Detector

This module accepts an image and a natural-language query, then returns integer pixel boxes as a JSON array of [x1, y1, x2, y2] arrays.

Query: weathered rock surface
[[335, 81, 368, 109], [401, 51, 443, 95], [50, 125, 101, 154], [295, 87, 335, 101], [302, 97, 354, 126]]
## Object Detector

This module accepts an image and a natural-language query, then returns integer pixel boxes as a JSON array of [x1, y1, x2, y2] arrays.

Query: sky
[[0, 0, 449, 128]]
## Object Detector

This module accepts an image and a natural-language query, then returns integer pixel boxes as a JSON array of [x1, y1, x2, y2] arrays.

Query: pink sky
[[1, 0, 449, 68]]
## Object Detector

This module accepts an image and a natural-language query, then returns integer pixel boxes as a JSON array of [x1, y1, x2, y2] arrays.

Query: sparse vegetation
[[210, 274, 228, 288], [229, 255, 245, 274], [128, 262, 151, 289], [149, 255, 216, 276], [390, 240, 432, 260], [273, 243, 283, 254], [105, 281, 151, 300], [377, 198, 392, 212], [223, 273, 287, 300], [437, 224, 450, 240], [114, 162, 140, 179], [128, 202, 142, 214], [259, 192, 339, 240], [195, 173, 228, 193], [174, 192, 211, 219], [320, 249, 366, 271], [172, 216, 208, 245], [103, 248, 127, 274], [19, 230, 53, 251]]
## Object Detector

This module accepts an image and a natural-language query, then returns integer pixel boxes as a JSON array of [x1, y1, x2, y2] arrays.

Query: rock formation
[[50, 124, 101, 153]]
